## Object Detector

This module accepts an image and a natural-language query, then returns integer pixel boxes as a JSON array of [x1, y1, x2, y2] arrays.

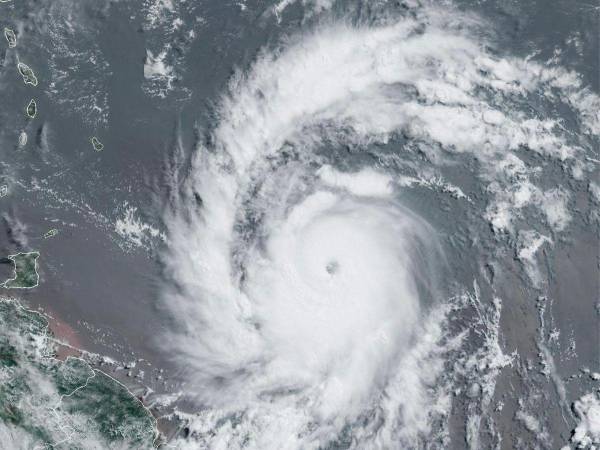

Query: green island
[[90, 136, 104, 151], [0, 297, 158, 448], [26, 99, 37, 118], [4, 27, 16, 48], [17, 62, 38, 86], [43, 228, 59, 239], [2, 252, 39, 289]]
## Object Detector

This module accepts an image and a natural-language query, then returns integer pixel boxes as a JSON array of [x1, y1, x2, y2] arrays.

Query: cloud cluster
[[160, 1, 598, 447]]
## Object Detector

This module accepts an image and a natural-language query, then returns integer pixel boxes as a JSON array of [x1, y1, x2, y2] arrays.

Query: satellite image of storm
[[0, 0, 598, 448]]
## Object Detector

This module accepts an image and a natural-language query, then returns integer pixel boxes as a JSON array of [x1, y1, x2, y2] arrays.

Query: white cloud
[[159, 1, 598, 446], [572, 393, 600, 448]]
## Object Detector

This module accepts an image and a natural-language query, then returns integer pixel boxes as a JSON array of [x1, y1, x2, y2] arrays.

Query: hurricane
[[159, 1, 599, 448]]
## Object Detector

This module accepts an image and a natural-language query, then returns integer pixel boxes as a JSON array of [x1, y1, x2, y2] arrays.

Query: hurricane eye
[[325, 260, 339, 275]]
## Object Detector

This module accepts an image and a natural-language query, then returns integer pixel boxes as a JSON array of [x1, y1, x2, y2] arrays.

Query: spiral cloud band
[[161, 1, 599, 448]]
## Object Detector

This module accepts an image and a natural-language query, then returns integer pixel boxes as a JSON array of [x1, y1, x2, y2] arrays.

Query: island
[[4, 27, 16, 48], [2, 251, 40, 289], [17, 62, 38, 86], [26, 99, 37, 118], [90, 136, 104, 151]]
